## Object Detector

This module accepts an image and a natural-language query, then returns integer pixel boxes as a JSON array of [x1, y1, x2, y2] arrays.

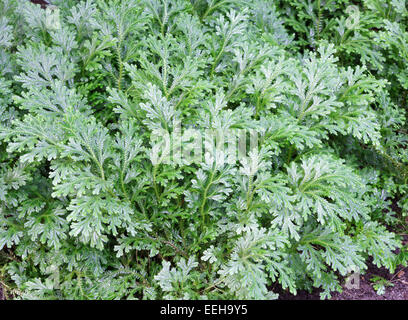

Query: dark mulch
[[331, 263, 408, 300], [331, 234, 408, 300], [0, 284, 4, 301], [30, 0, 50, 8], [277, 283, 321, 300], [277, 262, 408, 300], [278, 235, 408, 300]]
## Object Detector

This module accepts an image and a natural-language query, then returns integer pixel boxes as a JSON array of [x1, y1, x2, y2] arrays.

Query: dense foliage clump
[[0, 0, 407, 299]]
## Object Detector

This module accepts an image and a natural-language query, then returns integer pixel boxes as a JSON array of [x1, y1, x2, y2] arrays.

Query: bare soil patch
[[278, 236, 408, 300], [0, 284, 4, 300]]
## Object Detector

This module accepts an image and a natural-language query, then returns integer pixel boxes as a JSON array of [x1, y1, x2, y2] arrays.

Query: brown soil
[[278, 235, 408, 300], [331, 264, 408, 300], [277, 262, 408, 300], [30, 0, 49, 9], [332, 234, 408, 300]]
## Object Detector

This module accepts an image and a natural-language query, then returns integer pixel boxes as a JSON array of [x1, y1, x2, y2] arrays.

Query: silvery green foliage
[[0, 0, 406, 300]]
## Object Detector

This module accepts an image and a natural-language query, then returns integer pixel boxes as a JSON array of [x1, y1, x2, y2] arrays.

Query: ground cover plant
[[0, 0, 407, 300]]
